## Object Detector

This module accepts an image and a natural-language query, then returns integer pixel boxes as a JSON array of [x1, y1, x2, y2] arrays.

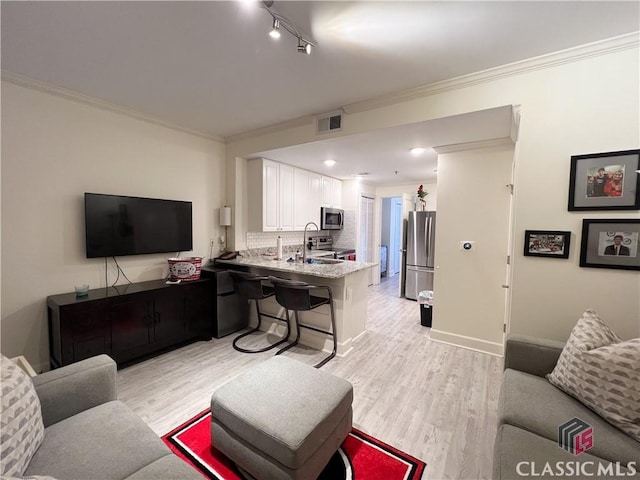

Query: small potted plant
[[417, 185, 428, 210]]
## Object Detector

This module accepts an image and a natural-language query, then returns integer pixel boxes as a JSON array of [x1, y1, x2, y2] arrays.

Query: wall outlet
[[460, 241, 475, 251]]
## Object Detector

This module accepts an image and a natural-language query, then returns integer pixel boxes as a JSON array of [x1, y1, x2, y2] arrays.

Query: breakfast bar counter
[[208, 257, 375, 357]]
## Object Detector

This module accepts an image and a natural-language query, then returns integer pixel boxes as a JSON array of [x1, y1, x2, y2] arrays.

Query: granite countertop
[[215, 256, 376, 279]]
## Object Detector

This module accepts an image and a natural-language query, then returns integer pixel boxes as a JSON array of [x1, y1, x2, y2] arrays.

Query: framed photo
[[579, 219, 640, 271], [524, 230, 571, 259], [568, 149, 640, 211]]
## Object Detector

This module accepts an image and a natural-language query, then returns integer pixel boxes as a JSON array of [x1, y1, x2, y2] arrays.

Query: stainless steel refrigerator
[[404, 211, 436, 300]]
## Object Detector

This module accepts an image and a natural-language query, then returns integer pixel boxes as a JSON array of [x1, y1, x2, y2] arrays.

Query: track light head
[[269, 18, 281, 39], [297, 38, 311, 54]]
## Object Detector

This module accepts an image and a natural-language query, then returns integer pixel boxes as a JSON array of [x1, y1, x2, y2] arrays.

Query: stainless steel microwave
[[320, 207, 344, 230]]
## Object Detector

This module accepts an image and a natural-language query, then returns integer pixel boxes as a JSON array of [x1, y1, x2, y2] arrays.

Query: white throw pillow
[[547, 309, 640, 442], [0, 355, 45, 477]]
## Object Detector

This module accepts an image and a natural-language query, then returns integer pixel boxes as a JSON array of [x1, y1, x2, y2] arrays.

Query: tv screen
[[84, 193, 193, 258]]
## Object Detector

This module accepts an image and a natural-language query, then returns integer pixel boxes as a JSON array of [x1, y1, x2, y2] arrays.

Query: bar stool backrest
[[268, 277, 314, 311], [229, 271, 271, 300]]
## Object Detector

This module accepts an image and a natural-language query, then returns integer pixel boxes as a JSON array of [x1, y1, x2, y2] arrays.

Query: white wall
[[431, 144, 514, 354], [377, 182, 437, 211], [1, 81, 226, 371], [227, 38, 640, 347]]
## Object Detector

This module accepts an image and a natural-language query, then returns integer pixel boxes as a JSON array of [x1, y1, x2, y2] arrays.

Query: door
[[293, 168, 310, 230], [390, 198, 402, 275], [405, 266, 434, 301], [399, 193, 414, 297], [109, 293, 152, 362], [279, 163, 295, 231], [359, 195, 376, 285], [153, 287, 187, 346], [263, 160, 280, 231]]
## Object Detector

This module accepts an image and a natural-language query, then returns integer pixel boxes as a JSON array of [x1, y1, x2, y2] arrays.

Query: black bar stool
[[230, 271, 291, 354], [268, 276, 337, 368]]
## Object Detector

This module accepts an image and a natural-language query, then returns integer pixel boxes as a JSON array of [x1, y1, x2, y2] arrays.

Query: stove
[[307, 236, 333, 251]]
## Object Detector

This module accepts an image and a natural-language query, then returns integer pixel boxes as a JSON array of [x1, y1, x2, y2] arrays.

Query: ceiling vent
[[316, 110, 343, 134]]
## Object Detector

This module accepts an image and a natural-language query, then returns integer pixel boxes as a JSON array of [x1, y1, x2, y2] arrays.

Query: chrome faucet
[[302, 222, 320, 263]]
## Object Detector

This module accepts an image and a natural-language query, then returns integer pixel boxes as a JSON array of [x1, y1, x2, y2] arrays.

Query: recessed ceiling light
[[410, 147, 426, 156], [324, 159, 336, 167]]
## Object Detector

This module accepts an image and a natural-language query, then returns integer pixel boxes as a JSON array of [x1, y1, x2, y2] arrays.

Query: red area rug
[[162, 408, 425, 480]]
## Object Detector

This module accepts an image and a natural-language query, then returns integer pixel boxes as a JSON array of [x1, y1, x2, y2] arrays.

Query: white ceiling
[[2, 1, 638, 185]]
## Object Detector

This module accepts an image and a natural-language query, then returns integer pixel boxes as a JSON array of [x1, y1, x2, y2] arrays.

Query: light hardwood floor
[[118, 274, 504, 480]]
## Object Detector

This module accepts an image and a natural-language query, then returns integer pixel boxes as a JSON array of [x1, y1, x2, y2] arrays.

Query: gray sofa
[[24, 355, 201, 480], [493, 334, 640, 480]]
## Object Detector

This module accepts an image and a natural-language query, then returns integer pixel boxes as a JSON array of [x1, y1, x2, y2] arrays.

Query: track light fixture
[[262, 1, 316, 55], [269, 18, 281, 39], [297, 38, 311, 55]]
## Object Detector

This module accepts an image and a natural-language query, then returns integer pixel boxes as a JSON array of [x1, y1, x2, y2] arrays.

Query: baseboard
[[430, 329, 504, 356]]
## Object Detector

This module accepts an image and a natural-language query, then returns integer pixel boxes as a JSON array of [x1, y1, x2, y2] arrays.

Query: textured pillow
[[0, 355, 45, 476], [547, 310, 640, 442]]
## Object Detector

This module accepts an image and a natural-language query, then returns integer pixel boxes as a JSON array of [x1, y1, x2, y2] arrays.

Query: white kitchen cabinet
[[247, 158, 295, 232], [248, 159, 339, 232], [293, 168, 310, 230], [308, 172, 322, 226], [321, 176, 342, 208]]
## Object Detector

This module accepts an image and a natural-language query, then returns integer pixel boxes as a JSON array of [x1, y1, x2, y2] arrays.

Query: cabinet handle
[[154, 312, 161, 324]]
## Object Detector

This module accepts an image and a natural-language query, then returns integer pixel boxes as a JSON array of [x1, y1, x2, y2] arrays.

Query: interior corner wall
[[1, 81, 226, 371], [431, 144, 514, 355], [226, 40, 639, 345], [376, 183, 438, 211]]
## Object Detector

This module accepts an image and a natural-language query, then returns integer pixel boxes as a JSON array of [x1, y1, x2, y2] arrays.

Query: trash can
[[418, 290, 433, 328]]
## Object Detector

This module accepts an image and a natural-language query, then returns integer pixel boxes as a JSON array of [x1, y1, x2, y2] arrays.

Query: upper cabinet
[[248, 158, 341, 232], [321, 176, 342, 208]]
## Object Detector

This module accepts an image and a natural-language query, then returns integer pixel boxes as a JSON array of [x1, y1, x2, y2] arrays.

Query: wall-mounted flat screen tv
[[85, 193, 193, 258]]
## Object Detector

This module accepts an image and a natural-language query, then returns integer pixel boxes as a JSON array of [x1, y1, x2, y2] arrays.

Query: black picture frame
[[568, 149, 640, 211], [579, 219, 640, 271], [524, 230, 571, 259]]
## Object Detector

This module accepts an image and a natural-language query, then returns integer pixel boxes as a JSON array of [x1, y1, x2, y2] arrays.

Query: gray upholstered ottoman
[[210, 356, 353, 480]]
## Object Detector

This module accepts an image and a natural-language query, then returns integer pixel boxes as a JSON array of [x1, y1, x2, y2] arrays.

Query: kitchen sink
[[308, 258, 344, 265]]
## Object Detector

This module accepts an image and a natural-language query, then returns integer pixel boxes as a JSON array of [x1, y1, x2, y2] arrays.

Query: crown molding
[[225, 113, 315, 144], [1, 71, 224, 143], [342, 32, 640, 115], [433, 137, 514, 155]]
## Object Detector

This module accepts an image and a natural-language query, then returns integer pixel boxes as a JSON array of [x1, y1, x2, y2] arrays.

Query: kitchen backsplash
[[245, 209, 356, 254], [331, 209, 356, 250]]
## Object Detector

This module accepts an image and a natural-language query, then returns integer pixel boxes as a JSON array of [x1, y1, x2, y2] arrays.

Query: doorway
[[380, 197, 403, 289], [359, 194, 376, 286]]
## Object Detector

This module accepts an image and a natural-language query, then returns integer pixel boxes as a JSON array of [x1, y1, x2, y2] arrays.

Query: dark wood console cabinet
[[47, 279, 213, 368]]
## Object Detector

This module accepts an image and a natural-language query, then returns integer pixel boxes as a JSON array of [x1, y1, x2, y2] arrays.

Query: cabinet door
[[263, 160, 280, 231], [321, 176, 333, 206], [61, 301, 111, 365], [332, 178, 343, 208], [153, 287, 187, 346], [279, 163, 295, 231], [109, 293, 152, 362], [293, 168, 310, 230], [308, 173, 322, 225]]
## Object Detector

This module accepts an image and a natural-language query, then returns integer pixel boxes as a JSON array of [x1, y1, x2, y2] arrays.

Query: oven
[[320, 207, 344, 230]]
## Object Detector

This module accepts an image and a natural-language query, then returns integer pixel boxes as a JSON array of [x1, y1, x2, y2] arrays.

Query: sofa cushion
[[123, 453, 202, 480], [0, 355, 45, 477], [25, 401, 170, 480], [494, 425, 640, 480], [499, 369, 640, 465], [547, 309, 640, 441]]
